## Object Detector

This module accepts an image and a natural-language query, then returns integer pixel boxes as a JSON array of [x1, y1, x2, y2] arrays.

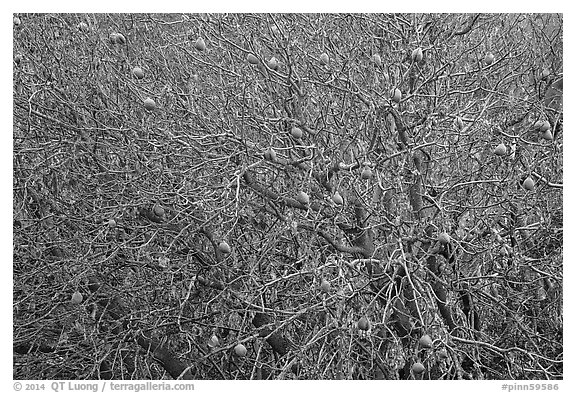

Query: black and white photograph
[[12, 9, 564, 387]]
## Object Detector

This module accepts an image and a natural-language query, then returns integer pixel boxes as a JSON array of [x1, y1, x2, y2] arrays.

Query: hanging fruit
[[144, 98, 156, 111], [391, 88, 402, 103], [194, 37, 206, 51], [296, 191, 310, 205], [361, 167, 373, 180], [419, 334, 433, 348], [268, 57, 279, 70], [412, 362, 425, 374], [320, 279, 331, 293], [332, 191, 344, 205], [438, 232, 451, 245], [535, 119, 551, 132], [71, 291, 83, 304], [208, 334, 219, 348], [411, 47, 423, 62], [247, 53, 259, 64], [234, 343, 247, 357], [358, 316, 370, 331], [290, 127, 303, 139], [218, 241, 231, 254], [523, 176, 535, 191], [264, 147, 277, 162], [494, 143, 507, 156], [132, 67, 144, 79]]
